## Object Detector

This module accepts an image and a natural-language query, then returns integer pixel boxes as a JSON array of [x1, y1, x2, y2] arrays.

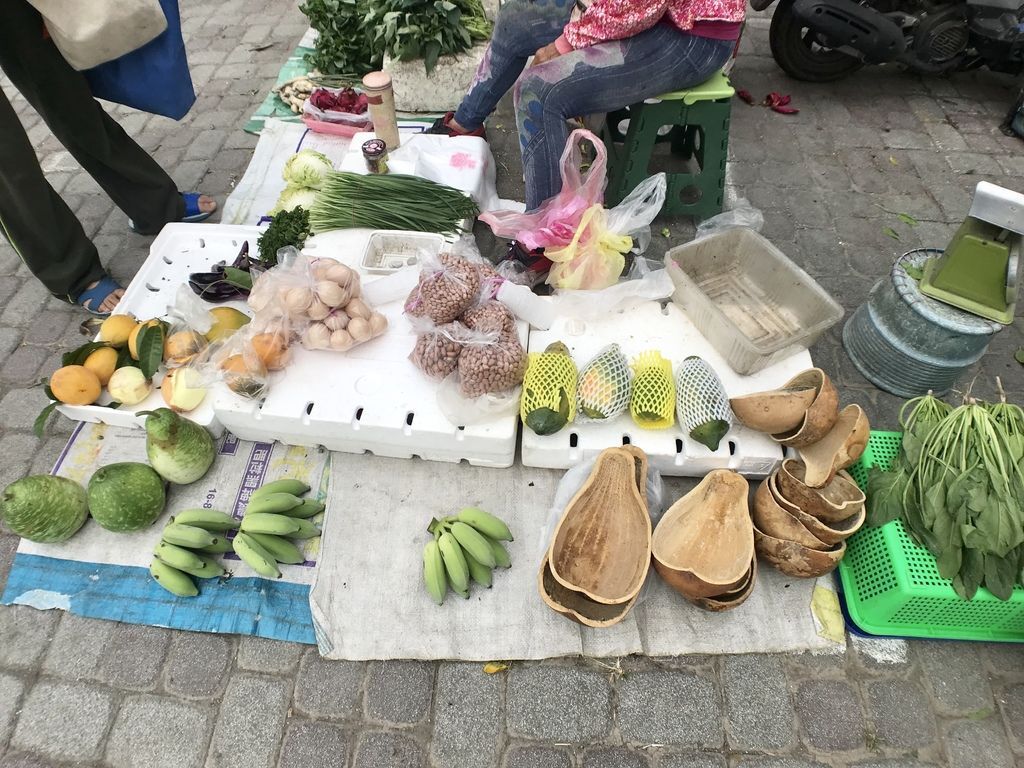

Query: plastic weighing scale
[[920, 181, 1023, 325]]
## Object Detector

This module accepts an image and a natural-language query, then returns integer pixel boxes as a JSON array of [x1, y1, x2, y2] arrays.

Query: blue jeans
[[455, 0, 733, 209]]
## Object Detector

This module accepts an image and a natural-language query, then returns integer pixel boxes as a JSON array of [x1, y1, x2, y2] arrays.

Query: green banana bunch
[[420, 507, 514, 605], [148, 474, 324, 597]]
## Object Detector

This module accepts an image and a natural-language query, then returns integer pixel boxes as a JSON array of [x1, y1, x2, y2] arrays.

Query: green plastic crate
[[838, 430, 1024, 642]]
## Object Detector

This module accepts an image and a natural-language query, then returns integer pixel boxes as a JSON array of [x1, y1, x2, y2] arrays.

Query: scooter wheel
[[768, 0, 865, 82]]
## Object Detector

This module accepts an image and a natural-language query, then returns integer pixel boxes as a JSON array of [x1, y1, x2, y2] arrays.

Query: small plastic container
[[360, 230, 445, 274], [665, 228, 843, 374]]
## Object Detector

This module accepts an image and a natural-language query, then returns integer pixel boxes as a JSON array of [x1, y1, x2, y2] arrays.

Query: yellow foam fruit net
[[629, 350, 676, 430], [520, 341, 578, 435], [577, 344, 632, 422]]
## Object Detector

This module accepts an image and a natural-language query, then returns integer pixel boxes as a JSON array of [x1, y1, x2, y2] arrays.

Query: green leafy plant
[[368, 0, 492, 74], [257, 207, 313, 265], [300, 0, 381, 76]]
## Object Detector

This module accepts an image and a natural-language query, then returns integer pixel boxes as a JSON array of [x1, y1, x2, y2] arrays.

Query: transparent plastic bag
[[693, 198, 764, 240], [577, 344, 632, 422], [206, 330, 272, 401], [408, 318, 466, 380], [456, 322, 526, 399], [162, 285, 214, 369], [302, 87, 372, 127], [479, 129, 607, 251], [546, 174, 667, 291], [404, 251, 480, 324], [549, 269, 675, 320], [437, 373, 521, 426]]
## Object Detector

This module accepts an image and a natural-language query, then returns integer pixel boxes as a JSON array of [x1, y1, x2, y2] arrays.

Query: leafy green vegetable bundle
[[867, 390, 1024, 600], [309, 171, 479, 235]]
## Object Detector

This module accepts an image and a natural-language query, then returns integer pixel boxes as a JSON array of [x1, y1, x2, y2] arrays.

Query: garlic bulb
[[324, 311, 350, 332], [316, 280, 349, 308], [307, 299, 331, 321], [303, 322, 332, 349], [345, 297, 372, 320], [347, 317, 372, 343], [330, 329, 354, 351], [369, 312, 388, 337]]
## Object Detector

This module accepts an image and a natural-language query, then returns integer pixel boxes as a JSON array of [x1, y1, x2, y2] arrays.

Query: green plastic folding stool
[[602, 69, 734, 219]]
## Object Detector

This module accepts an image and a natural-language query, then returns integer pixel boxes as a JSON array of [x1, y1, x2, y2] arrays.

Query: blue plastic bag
[[83, 0, 195, 120]]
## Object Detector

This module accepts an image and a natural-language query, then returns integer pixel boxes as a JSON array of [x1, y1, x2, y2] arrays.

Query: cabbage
[[270, 184, 319, 214], [282, 149, 334, 189]]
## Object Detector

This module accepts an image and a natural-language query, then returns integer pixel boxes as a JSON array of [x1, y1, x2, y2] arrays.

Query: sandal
[[129, 192, 216, 233], [75, 275, 123, 317]]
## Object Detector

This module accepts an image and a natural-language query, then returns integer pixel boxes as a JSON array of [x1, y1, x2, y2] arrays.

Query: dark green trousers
[[0, 0, 185, 301]]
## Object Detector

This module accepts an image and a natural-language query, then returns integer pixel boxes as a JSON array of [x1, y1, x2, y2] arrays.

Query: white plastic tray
[[521, 301, 813, 477], [55, 224, 259, 433], [211, 229, 526, 468]]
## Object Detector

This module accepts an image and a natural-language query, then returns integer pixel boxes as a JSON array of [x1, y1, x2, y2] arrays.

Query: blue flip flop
[[75, 275, 123, 317], [129, 192, 215, 233]]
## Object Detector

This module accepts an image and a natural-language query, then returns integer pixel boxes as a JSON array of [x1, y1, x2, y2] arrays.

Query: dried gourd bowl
[[767, 473, 865, 546], [652, 470, 754, 600], [730, 385, 817, 434], [753, 522, 846, 578], [753, 478, 830, 550], [776, 459, 865, 523], [686, 555, 758, 612], [547, 447, 652, 605], [798, 404, 870, 487], [537, 555, 638, 628], [770, 369, 839, 448]]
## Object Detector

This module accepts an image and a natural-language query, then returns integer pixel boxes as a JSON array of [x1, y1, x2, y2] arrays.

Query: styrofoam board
[[522, 301, 813, 477], [211, 228, 525, 468], [55, 224, 261, 433]]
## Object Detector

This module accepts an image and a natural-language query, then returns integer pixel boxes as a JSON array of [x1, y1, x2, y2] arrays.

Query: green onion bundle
[[310, 172, 479, 235]]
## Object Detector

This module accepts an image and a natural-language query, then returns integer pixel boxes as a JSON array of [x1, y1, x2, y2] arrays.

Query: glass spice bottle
[[361, 139, 389, 174]]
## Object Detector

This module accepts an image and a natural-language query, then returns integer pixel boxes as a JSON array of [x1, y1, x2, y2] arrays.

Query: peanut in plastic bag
[[457, 324, 527, 399], [629, 350, 676, 430], [408, 317, 466, 380], [520, 341, 578, 436], [577, 344, 632, 422], [404, 251, 480, 324]]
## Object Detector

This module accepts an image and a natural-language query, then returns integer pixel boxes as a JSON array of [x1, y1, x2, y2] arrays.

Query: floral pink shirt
[[555, 0, 745, 49]]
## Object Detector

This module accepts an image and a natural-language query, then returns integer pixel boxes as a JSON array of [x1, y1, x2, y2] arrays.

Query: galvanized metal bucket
[[843, 249, 1003, 398]]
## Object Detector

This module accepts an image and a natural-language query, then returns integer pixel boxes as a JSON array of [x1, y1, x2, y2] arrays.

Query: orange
[[50, 365, 102, 406]]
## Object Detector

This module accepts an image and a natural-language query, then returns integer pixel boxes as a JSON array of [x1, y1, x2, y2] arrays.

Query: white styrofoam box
[[521, 301, 814, 477], [211, 229, 527, 468], [55, 224, 259, 433]]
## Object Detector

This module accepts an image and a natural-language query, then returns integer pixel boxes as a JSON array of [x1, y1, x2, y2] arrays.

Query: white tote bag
[[28, 0, 167, 71]]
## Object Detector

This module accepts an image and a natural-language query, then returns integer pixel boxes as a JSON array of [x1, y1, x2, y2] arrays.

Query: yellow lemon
[[82, 347, 118, 386], [50, 365, 102, 406], [98, 314, 138, 348], [128, 319, 162, 360]]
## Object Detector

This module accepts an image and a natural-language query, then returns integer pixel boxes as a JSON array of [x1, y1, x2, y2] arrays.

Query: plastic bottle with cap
[[361, 72, 400, 150], [496, 281, 556, 330]]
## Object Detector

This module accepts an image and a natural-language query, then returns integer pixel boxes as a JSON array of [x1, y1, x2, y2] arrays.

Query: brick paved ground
[[1, 1, 1023, 766]]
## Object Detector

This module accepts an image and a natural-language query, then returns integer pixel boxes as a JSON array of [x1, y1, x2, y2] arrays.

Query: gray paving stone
[[0, 389, 50, 432], [364, 660, 433, 725], [945, 717, 1015, 768], [849, 636, 912, 673], [506, 665, 612, 742], [0, 605, 58, 671], [278, 720, 351, 768], [164, 631, 232, 699], [294, 651, 365, 720], [431, 662, 503, 768], [353, 730, 426, 768], [236, 635, 304, 674], [105, 694, 209, 768], [10, 680, 114, 761], [732, 759, 829, 768], [0, 327, 22, 358], [208, 674, 290, 768], [1000, 684, 1024, 753], [658, 754, 726, 768], [0, 754, 63, 768], [981, 643, 1024, 680], [916, 641, 994, 716], [0, 534, 17, 592], [794, 680, 865, 752], [582, 747, 651, 768], [96, 623, 170, 691], [865, 679, 936, 749], [0, 281, 49, 327], [0, 345, 45, 385], [0, 672, 24, 745], [722, 655, 794, 750], [503, 745, 573, 768], [618, 671, 722, 748], [850, 761, 942, 768]]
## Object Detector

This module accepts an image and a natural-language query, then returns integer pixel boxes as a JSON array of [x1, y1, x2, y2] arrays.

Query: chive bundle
[[310, 172, 480, 235]]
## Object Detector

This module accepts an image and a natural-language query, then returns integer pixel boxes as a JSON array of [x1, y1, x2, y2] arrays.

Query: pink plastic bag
[[479, 129, 607, 251]]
